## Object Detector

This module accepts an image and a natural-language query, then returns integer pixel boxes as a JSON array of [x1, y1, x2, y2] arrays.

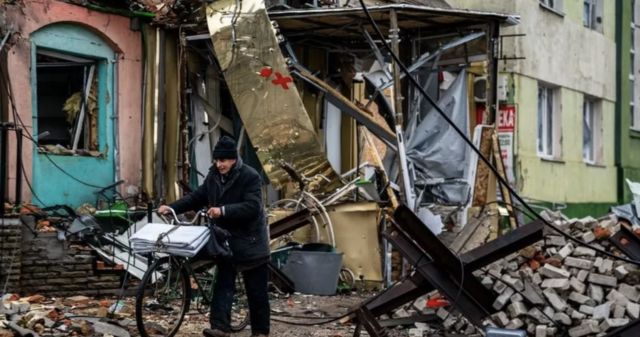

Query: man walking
[[158, 136, 270, 337]]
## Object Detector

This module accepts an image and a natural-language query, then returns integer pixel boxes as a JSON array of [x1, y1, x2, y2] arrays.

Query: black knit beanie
[[212, 136, 237, 160]]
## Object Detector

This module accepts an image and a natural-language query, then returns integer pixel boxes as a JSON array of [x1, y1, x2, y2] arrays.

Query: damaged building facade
[[448, 0, 640, 217], [0, 0, 144, 207], [0, 0, 516, 291], [4, 1, 640, 337]]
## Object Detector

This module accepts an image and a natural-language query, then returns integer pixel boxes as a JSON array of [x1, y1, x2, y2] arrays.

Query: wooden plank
[[471, 127, 494, 206], [492, 132, 518, 230]]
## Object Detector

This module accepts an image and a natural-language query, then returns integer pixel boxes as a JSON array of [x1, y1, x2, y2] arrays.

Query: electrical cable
[[356, 0, 640, 267], [270, 272, 414, 326], [0, 51, 47, 207], [1, 47, 111, 192], [3, 49, 135, 306]]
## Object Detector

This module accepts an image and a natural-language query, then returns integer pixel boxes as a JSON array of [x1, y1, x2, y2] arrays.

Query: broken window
[[583, 0, 603, 32], [36, 50, 100, 153], [582, 97, 601, 164], [540, 0, 563, 14], [537, 84, 561, 159]]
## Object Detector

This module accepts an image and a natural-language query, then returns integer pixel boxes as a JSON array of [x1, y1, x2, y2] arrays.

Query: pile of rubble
[[401, 210, 640, 337], [0, 294, 132, 337]]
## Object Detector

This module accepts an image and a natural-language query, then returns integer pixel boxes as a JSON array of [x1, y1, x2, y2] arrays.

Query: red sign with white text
[[498, 105, 516, 132]]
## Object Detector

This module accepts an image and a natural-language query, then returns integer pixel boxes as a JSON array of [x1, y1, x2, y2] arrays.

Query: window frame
[[537, 84, 561, 159], [539, 0, 565, 16], [582, 97, 602, 164], [35, 49, 102, 152], [583, 0, 595, 28]]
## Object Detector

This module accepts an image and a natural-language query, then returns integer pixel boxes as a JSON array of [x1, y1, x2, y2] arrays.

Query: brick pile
[[400, 211, 640, 337]]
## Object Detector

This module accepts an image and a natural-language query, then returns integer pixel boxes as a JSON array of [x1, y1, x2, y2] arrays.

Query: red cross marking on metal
[[272, 72, 292, 90], [259, 67, 273, 78]]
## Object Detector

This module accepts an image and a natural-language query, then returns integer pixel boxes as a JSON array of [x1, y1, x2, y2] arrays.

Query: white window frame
[[582, 0, 603, 32], [583, 0, 595, 28], [583, 97, 602, 164], [540, 0, 564, 15], [537, 85, 561, 159]]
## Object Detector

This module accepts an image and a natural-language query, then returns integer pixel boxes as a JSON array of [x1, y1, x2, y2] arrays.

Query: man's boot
[[203, 328, 230, 337]]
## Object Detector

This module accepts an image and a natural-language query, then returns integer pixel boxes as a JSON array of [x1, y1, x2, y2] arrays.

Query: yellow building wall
[[514, 75, 616, 203]]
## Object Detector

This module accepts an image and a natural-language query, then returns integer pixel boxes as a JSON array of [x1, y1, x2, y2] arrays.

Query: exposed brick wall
[[0, 216, 131, 296], [19, 230, 123, 297], [0, 218, 22, 293]]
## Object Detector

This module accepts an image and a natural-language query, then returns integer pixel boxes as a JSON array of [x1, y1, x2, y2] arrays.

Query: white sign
[[498, 105, 516, 184]]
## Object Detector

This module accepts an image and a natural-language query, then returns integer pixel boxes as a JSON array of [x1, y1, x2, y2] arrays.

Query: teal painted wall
[[30, 23, 115, 207]]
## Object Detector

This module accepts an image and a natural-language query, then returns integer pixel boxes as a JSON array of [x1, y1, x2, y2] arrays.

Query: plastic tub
[[281, 247, 343, 295]]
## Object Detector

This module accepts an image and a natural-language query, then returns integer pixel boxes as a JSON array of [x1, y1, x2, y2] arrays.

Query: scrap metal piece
[[384, 222, 494, 325], [460, 218, 543, 270], [365, 272, 430, 317], [604, 318, 640, 337], [354, 307, 388, 337], [269, 208, 312, 239], [290, 64, 397, 150], [357, 205, 544, 328], [609, 225, 640, 261], [205, 0, 341, 192], [366, 217, 543, 318]]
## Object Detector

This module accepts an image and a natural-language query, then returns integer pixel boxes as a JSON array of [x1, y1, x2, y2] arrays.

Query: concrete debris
[[434, 211, 640, 337], [1, 294, 132, 337]]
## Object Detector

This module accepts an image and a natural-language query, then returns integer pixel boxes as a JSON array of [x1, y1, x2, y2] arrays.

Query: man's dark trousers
[[210, 259, 270, 335]]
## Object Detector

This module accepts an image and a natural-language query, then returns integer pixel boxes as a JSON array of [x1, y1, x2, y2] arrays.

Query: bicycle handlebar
[[159, 207, 208, 225]]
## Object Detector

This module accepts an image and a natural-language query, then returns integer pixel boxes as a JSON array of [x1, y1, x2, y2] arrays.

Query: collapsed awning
[[269, 4, 519, 39]]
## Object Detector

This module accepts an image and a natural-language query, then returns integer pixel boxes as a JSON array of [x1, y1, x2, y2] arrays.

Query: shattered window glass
[[36, 50, 100, 154]]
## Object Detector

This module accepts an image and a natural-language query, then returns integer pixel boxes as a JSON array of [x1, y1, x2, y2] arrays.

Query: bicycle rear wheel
[[135, 256, 190, 337], [191, 260, 249, 332]]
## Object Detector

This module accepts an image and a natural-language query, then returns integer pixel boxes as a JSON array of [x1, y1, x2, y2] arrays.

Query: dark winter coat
[[169, 159, 270, 265]]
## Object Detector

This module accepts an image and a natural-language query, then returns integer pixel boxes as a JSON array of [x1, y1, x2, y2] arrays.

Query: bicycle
[[134, 209, 249, 337]]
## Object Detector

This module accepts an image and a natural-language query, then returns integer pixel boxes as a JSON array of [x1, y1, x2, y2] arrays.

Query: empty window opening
[[36, 50, 99, 153]]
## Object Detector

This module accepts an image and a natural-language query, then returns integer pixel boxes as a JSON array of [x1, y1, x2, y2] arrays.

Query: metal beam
[[384, 222, 493, 325], [604, 318, 640, 337], [461, 219, 543, 270], [290, 65, 397, 150], [365, 272, 430, 317], [269, 208, 312, 239], [360, 211, 543, 325]]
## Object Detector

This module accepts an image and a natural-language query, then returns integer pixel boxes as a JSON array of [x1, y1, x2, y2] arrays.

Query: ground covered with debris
[[0, 292, 421, 337]]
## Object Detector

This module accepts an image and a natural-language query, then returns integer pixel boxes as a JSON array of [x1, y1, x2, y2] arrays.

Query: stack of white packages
[[129, 223, 210, 257]]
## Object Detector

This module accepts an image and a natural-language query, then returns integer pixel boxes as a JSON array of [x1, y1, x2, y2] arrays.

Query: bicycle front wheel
[[135, 256, 190, 337]]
